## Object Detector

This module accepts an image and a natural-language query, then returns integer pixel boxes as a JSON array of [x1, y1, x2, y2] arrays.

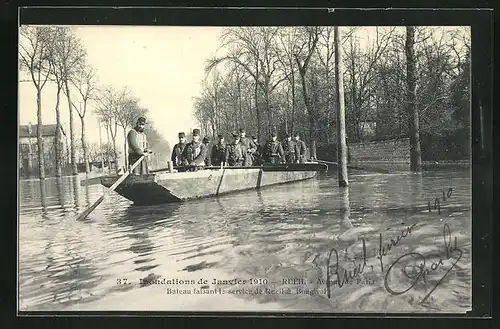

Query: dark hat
[[137, 117, 146, 124], [251, 135, 256, 140], [239, 128, 245, 133], [218, 134, 224, 139], [202, 137, 210, 143], [232, 131, 239, 137], [192, 128, 200, 136], [270, 132, 277, 137], [285, 133, 291, 138], [293, 132, 300, 137], [178, 132, 185, 138]]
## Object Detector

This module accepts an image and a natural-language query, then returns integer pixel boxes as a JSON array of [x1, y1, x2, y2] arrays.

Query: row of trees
[[19, 26, 171, 179], [194, 26, 470, 164]]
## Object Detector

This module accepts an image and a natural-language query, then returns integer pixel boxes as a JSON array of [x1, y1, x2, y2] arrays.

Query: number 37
[[116, 278, 128, 284]]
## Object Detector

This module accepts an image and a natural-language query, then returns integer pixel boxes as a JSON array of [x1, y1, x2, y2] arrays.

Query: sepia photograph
[[18, 22, 473, 313]]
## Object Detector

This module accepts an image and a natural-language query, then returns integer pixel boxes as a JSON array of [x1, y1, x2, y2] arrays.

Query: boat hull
[[101, 167, 318, 205]]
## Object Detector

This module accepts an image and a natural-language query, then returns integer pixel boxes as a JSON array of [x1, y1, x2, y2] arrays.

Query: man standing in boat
[[211, 134, 226, 167], [225, 131, 247, 166], [127, 116, 150, 175], [202, 136, 212, 166], [283, 134, 300, 163], [171, 132, 187, 167], [263, 132, 284, 164], [294, 132, 308, 163], [181, 129, 207, 171], [239, 128, 256, 166], [251, 135, 263, 166]]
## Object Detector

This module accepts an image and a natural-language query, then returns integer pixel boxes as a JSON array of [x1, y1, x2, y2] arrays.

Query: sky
[[19, 26, 225, 151], [19, 25, 468, 159]]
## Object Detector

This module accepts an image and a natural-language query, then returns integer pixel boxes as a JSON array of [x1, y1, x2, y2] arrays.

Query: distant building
[[19, 123, 67, 177]]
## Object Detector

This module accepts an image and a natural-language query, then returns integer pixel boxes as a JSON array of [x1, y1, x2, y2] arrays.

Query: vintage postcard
[[18, 18, 473, 313]]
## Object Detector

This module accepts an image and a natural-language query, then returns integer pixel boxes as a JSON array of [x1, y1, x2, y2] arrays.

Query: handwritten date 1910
[[383, 223, 462, 303]]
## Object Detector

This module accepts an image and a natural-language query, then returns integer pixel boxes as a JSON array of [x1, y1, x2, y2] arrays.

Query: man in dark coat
[[239, 128, 256, 166], [282, 134, 300, 163], [263, 132, 284, 164], [294, 132, 308, 163], [225, 132, 247, 166], [127, 117, 150, 175], [251, 135, 263, 166], [181, 129, 207, 171], [171, 132, 187, 167], [202, 136, 212, 166], [211, 134, 226, 167]]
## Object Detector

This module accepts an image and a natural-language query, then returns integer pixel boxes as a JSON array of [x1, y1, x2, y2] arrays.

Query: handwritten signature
[[324, 223, 417, 298], [322, 222, 462, 303], [383, 223, 462, 303]]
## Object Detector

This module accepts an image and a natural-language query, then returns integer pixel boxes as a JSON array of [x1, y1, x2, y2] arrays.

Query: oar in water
[[315, 159, 390, 174], [74, 155, 145, 221]]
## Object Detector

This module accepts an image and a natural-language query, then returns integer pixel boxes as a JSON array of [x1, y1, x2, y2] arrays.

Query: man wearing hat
[[262, 132, 284, 164], [294, 132, 308, 163], [251, 135, 263, 166], [211, 134, 226, 167], [225, 131, 247, 166], [171, 132, 187, 167], [181, 128, 207, 170], [238, 128, 257, 166], [127, 116, 150, 175], [282, 133, 300, 163], [202, 136, 212, 166]]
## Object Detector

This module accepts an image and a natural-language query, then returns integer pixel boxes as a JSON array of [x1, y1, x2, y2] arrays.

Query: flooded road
[[18, 169, 472, 313]]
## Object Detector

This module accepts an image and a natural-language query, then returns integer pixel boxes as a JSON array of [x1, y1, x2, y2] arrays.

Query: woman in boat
[[127, 117, 151, 175], [181, 129, 207, 171], [263, 132, 284, 164], [211, 134, 226, 167], [225, 132, 247, 166]]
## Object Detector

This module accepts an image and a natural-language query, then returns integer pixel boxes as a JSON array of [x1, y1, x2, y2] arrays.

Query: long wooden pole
[[74, 155, 145, 221], [334, 26, 349, 187]]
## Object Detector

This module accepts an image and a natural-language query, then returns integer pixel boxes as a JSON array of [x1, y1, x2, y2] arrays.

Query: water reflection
[[18, 171, 472, 312], [72, 175, 80, 210]]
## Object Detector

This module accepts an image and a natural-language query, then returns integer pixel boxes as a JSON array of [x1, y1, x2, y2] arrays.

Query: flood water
[[18, 169, 472, 313]]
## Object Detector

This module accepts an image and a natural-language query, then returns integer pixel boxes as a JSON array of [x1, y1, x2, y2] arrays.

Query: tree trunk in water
[[64, 80, 78, 175], [36, 88, 45, 179], [334, 26, 349, 187], [54, 85, 62, 177], [80, 116, 90, 173], [405, 26, 422, 172]]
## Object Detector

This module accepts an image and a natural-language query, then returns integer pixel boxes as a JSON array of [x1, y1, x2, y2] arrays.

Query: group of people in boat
[[126, 117, 308, 175]]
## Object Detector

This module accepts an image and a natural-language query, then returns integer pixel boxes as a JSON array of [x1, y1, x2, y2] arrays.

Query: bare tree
[[293, 26, 320, 152], [406, 26, 422, 172], [19, 26, 53, 179], [67, 62, 98, 173], [95, 87, 122, 173], [51, 27, 87, 175]]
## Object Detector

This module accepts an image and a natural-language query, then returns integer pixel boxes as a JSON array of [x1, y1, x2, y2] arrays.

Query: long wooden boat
[[100, 162, 327, 205]]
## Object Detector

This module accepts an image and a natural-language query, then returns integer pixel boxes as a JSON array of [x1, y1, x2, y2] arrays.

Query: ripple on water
[[19, 171, 472, 312]]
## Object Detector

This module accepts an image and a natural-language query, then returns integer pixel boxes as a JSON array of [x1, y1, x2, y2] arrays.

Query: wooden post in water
[[334, 26, 349, 187]]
